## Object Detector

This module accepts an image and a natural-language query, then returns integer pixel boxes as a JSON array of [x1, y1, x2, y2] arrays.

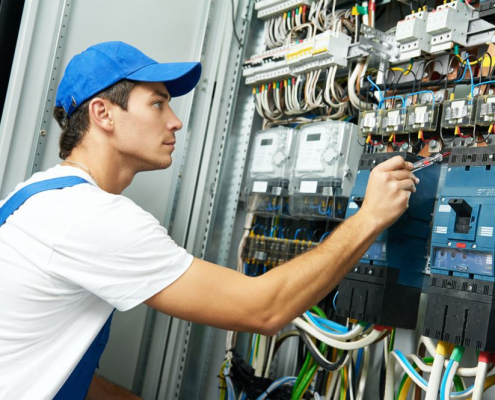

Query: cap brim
[[126, 62, 202, 97]]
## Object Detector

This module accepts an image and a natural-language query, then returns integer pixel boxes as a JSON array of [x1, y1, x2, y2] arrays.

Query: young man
[[0, 41, 418, 399]]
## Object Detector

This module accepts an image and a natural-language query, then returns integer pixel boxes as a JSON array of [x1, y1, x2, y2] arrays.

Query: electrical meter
[[358, 110, 381, 136], [405, 103, 441, 132], [245, 127, 293, 216], [475, 94, 495, 126], [288, 121, 361, 220], [379, 107, 407, 135], [441, 98, 476, 129]]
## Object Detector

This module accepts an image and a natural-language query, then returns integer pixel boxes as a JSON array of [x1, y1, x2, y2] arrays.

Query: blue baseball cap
[[56, 41, 202, 117]]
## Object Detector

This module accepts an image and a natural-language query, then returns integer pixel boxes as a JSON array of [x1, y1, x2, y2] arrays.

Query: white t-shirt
[[0, 165, 194, 399]]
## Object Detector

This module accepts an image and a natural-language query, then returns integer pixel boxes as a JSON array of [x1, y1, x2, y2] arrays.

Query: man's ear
[[88, 98, 114, 132]]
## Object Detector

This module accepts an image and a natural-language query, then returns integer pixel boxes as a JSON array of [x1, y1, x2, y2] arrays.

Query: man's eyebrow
[[152, 90, 171, 101]]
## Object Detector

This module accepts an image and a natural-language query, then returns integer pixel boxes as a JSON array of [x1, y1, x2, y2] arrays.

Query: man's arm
[[145, 156, 417, 335], [86, 374, 141, 400]]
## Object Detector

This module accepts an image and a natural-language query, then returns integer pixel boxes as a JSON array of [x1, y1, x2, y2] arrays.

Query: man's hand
[[359, 155, 418, 232]]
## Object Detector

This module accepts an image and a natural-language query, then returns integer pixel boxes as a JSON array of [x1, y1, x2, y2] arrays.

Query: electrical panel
[[424, 146, 495, 352], [245, 127, 293, 216], [288, 121, 360, 220], [335, 152, 441, 329]]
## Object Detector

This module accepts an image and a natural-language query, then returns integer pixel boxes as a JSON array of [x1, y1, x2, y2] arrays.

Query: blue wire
[[320, 232, 331, 242], [269, 225, 280, 237], [394, 350, 429, 388], [378, 95, 405, 109], [472, 80, 495, 98], [367, 75, 382, 101], [304, 311, 349, 333], [333, 291, 339, 310], [255, 377, 297, 400], [355, 348, 364, 378], [441, 359, 454, 400], [405, 90, 436, 104]]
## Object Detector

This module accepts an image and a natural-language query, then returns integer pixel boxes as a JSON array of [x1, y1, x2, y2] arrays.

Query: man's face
[[111, 81, 182, 171]]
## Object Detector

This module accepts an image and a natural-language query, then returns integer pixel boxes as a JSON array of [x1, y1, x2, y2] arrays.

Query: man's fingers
[[398, 179, 417, 193], [374, 156, 413, 172], [390, 170, 419, 184]]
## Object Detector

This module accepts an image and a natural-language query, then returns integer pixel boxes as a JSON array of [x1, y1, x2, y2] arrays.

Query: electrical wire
[[230, 0, 243, 48], [297, 328, 350, 371]]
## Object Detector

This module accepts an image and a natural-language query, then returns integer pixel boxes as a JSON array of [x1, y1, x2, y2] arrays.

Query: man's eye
[[153, 102, 163, 109]]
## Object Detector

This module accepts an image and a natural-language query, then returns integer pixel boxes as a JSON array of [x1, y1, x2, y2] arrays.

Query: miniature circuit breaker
[[255, 0, 316, 19], [475, 94, 495, 126], [395, 10, 432, 59], [426, 0, 471, 53], [441, 98, 476, 129], [424, 146, 495, 352], [288, 121, 360, 220], [336, 152, 441, 329], [379, 107, 407, 135], [359, 110, 381, 136], [245, 127, 293, 216], [405, 102, 441, 132], [287, 30, 351, 73]]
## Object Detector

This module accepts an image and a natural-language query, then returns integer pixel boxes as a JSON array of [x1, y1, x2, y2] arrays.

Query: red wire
[[393, 134, 407, 146]]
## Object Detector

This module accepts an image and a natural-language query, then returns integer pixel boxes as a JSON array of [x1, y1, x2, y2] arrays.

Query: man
[[0, 41, 418, 399]]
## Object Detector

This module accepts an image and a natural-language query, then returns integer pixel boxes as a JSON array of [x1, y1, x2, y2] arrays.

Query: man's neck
[[62, 150, 135, 195]]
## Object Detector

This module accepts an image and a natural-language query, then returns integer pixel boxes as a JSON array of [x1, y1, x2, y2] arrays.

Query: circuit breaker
[[426, 0, 471, 53], [395, 10, 432, 59], [336, 152, 441, 329], [424, 146, 495, 352], [441, 98, 476, 129], [245, 127, 293, 216], [288, 121, 360, 219]]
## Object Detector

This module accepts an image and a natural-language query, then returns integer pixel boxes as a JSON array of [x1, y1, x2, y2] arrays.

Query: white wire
[[418, 336, 437, 358], [472, 361, 489, 400], [383, 336, 389, 369], [263, 335, 277, 378], [254, 335, 268, 377], [355, 346, 370, 400], [302, 314, 366, 340], [384, 352, 428, 400], [445, 360, 459, 400], [293, 318, 382, 350], [425, 352, 445, 400]]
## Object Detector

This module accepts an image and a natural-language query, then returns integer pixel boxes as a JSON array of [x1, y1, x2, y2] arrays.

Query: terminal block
[[475, 94, 495, 126], [336, 152, 441, 329], [288, 30, 351, 72], [405, 103, 441, 132], [424, 145, 495, 351], [426, 1, 471, 53], [359, 110, 381, 136], [441, 98, 476, 129], [255, 0, 316, 19], [395, 10, 432, 59], [379, 107, 407, 135]]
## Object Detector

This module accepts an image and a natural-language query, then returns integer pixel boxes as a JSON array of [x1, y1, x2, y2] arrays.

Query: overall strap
[[0, 176, 89, 227]]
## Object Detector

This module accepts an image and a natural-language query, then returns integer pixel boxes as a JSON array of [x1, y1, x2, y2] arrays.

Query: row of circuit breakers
[[246, 120, 495, 352], [244, 0, 495, 86]]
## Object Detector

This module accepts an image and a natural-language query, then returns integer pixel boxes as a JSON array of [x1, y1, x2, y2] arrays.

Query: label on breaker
[[251, 132, 278, 173], [386, 110, 401, 126], [414, 106, 429, 123], [295, 131, 325, 172], [433, 247, 493, 276], [451, 100, 467, 119], [300, 180, 318, 193], [252, 181, 268, 193], [364, 241, 387, 261]]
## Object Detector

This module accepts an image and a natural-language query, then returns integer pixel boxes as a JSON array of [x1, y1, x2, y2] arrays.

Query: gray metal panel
[[0, 0, 210, 393]]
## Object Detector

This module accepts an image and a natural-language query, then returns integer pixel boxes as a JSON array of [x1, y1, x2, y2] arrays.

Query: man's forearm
[[257, 211, 381, 332]]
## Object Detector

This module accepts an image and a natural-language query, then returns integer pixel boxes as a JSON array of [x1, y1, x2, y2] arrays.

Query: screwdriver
[[411, 152, 451, 173]]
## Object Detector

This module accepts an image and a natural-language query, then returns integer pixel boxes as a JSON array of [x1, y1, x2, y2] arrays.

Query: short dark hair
[[53, 79, 136, 159]]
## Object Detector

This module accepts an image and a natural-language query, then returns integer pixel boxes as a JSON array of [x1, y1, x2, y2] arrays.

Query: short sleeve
[[47, 193, 194, 311]]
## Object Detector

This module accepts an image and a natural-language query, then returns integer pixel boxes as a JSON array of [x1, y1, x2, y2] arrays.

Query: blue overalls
[[0, 176, 114, 399]]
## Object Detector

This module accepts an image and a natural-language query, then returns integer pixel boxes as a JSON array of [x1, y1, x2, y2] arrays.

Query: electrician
[[0, 41, 418, 400]]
